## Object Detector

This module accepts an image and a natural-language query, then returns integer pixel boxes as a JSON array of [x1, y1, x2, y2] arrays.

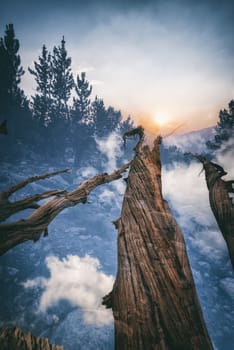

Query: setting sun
[[155, 114, 168, 126]]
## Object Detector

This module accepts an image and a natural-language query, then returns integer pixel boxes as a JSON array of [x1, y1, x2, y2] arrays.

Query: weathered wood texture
[[197, 156, 234, 269], [0, 163, 130, 255], [0, 327, 63, 350], [0, 168, 70, 222], [104, 133, 213, 350]]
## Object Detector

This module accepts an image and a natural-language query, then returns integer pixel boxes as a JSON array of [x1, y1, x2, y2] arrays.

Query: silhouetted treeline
[[0, 24, 133, 165]]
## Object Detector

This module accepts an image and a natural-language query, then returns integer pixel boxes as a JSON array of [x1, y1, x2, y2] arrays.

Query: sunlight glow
[[155, 114, 168, 126]]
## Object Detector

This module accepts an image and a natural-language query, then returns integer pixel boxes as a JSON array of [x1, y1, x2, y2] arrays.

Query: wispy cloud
[[22, 255, 114, 326], [90, 80, 104, 86], [80, 166, 98, 179], [95, 132, 123, 172]]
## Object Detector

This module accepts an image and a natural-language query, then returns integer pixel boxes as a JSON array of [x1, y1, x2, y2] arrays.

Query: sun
[[154, 114, 167, 126]]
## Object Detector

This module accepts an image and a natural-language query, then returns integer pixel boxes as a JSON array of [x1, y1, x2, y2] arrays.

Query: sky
[[1, 131, 233, 349], [1, 0, 234, 132]]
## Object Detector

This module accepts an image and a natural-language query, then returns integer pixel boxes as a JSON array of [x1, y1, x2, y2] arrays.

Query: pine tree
[[51, 36, 74, 120], [73, 72, 92, 124], [92, 96, 130, 138], [92, 96, 108, 137], [119, 115, 134, 133], [28, 45, 53, 126], [0, 24, 25, 112], [105, 106, 122, 132], [207, 100, 234, 150], [71, 72, 93, 166]]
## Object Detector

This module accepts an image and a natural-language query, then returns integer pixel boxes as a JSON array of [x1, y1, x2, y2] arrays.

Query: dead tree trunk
[[0, 327, 63, 350], [0, 163, 130, 255], [103, 131, 213, 350], [195, 156, 234, 269]]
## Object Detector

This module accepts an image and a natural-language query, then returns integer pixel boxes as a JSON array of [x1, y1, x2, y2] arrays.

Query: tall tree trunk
[[196, 156, 234, 269], [103, 132, 213, 350]]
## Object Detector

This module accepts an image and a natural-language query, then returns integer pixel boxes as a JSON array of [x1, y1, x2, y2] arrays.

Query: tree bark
[[0, 163, 130, 255], [0, 168, 71, 222], [0, 327, 63, 350], [195, 156, 234, 269], [103, 132, 213, 350]]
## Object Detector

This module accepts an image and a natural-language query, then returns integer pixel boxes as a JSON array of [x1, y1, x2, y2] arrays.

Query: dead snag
[[195, 155, 234, 269], [104, 129, 213, 350]]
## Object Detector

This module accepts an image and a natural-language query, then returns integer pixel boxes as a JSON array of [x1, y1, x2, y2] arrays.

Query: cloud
[[98, 189, 117, 205], [162, 162, 214, 226], [163, 127, 215, 154], [22, 255, 114, 326], [220, 278, 234, 299], [95, 132, 123, 172], [187, 228, 226, 258], [215, 137, 234, 180], [162, 161, 227, 258], [23, 276, 47, 288], [79, 166, 98, 179], [90, 80, 104, 86]]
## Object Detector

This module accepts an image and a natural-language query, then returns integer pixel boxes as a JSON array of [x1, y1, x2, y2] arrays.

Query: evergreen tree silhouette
[[29, 45, 53, 126], [73, 72, 92, 124], [72, 72, 93, 166], [92, 96, 108, 137], [51, 36, 74, 121], [0, 24, 25, 113]]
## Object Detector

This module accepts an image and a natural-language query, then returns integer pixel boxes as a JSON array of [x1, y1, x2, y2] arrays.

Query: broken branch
[[0, 162, 130, 255], [0, 168, 70, 201]]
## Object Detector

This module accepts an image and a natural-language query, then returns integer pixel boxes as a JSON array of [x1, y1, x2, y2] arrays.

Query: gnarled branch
[[0, 189, 68, 222], [123, 125, 144, 147], [0, 168, 70, 201], [0, 162, 130, 255]]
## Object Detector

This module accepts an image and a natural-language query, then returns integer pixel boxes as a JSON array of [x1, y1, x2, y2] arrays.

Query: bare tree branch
[[0, 189, 67, 222], [0, 162, 130, 255], [0, 168, 70, 201]]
